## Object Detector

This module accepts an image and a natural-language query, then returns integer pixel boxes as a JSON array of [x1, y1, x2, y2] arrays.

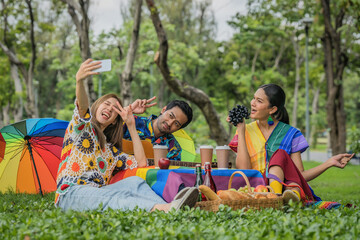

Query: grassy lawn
[[310, 143, 327, 152], [303, 161, 360, 202], [0, 162, 359, 239]]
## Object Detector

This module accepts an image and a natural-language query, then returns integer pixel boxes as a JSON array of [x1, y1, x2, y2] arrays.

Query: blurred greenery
[[0, 0, 359, 147]]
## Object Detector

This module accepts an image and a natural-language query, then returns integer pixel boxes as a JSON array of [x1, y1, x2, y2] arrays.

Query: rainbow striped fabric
[[305, 201, 342, 209], [229, 121, 309, 174], [110, 167, 265, 202]]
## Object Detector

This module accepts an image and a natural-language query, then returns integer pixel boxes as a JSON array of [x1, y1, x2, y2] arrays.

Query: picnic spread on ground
[[0, 83, 354, 212], [0, 118, 345, 211]]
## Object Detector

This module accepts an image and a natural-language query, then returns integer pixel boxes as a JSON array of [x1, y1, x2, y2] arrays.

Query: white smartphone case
[[93, 59, 111, 72]]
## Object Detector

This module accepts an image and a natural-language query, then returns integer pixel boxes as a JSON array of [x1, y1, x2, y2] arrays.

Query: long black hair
[[259, 84, 289, 124]]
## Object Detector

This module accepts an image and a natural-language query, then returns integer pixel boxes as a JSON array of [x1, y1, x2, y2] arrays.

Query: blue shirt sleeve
[[123, 115, 149, 140]]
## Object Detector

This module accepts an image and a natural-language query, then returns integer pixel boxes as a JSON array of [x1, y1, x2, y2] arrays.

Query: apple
[[158, 158, 170, 169], [254, 185, 268, 192]]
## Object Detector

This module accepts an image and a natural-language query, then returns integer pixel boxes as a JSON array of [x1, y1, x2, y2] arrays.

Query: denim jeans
[[58, 176, 166, 211]]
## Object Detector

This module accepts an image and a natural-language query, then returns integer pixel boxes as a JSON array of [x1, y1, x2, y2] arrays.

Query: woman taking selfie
[[55, 59, 198, 212]]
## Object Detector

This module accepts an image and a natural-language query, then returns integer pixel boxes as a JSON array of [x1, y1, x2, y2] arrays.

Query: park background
[[1, 1, 360, 239], [1, 0, 360, 157]]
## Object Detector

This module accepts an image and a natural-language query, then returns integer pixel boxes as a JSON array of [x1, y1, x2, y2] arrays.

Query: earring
[[268, 116, 274, 126]]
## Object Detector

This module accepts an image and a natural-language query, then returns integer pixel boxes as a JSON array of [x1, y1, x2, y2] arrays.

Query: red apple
[[254, 185, 268, 192], [158, 158, 170, 169]]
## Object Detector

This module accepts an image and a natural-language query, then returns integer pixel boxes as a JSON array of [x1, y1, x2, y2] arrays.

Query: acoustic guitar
[[147, 159, 232, 168]]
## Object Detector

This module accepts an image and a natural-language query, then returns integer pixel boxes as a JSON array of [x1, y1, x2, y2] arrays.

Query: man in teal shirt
[[124, 98, 193, 160]]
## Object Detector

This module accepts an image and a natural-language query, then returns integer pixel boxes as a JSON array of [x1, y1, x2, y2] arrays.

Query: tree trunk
[[0, 112, 3, 129], [310, 74, 325, 147], [0, 0, 38, 118], [121, 0, 142, 106], [145, 0, 229, 145], [62, 0, 96, 104], [10, 63, 24, 122], [2, 103, 10, 126], [25, 0, 38, 118], [321, 0, 348, 155], [158, 78, 165, 108], [273, 42, 287, 70], [117, 43, 124, 98], [290, 32, 302, 128]]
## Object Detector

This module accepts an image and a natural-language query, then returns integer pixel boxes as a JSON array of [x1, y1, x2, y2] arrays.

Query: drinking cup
[[153, 145, 168, 167], [200, 145, 213, 168], [216, 145, 230, 169]]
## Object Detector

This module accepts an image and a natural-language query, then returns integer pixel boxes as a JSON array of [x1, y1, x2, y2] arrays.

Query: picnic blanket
[[304, 201, 342, 209], [110, 167, 265, 202]]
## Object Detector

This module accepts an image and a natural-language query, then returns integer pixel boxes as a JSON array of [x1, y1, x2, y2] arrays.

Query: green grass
[[309, 137, 328, 152], [310, 143, 327, 152], [303, 161, 360, 202], [0, 162, 359, 239]]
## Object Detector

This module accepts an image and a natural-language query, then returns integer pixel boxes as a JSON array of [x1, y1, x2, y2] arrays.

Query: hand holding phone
[[93, 59, 111, 72]]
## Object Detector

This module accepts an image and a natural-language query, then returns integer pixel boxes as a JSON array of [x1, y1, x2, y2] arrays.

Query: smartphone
[[93, 59, 111, 72]]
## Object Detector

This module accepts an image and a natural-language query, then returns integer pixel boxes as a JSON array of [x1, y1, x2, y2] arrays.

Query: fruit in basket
[[238, 186, 255, 193], [158, 158, 170, 169], [254, 185, 268, 192]]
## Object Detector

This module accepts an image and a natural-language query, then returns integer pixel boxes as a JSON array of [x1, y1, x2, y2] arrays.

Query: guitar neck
[[147, 159, 220, 168]]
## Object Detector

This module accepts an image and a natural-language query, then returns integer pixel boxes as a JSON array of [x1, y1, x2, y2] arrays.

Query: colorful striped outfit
[[229, 121, 309, 173], [229, 121, 315, 200]]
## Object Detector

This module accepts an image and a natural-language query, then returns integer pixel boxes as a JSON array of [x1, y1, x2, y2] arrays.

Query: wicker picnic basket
[[195, 171, 283, 212]]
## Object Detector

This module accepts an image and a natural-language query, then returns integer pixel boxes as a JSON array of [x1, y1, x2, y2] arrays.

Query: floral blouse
[[55, 102, 137, 205]]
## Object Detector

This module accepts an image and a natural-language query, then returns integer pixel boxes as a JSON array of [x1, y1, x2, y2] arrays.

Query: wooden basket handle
[[228, 171, 251, 192], [266, 185, 275, 193]]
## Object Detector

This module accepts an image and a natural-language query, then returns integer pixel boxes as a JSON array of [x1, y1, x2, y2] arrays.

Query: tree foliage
[[0, 0, 359, 149]]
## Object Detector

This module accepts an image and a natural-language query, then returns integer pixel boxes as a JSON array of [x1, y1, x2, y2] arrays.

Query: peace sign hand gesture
[[111, 101, 135, 127], [130, 96, 157, 114]]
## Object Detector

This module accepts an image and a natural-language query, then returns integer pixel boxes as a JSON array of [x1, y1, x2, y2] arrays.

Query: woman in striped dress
[[229, 84, 354, 202]]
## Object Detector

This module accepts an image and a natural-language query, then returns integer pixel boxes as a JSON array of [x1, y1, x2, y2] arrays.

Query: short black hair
[[165, 100, 193, 129]]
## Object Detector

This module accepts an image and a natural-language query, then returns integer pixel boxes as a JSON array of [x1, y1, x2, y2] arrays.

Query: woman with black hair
[[229, 84, 354, 202]]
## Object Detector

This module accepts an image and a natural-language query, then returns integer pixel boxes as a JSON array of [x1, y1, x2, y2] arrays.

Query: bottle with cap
[[203, 162, 217, 193], [193, 163, 204, 201]]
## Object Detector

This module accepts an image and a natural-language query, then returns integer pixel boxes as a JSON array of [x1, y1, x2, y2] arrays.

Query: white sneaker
[[170, 187, 199, 211], [173, 187, 191, 201], [283, 190, 300, 204]]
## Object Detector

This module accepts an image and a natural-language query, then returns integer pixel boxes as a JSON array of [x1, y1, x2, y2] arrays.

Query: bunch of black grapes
[[228, 105, 250, 126]]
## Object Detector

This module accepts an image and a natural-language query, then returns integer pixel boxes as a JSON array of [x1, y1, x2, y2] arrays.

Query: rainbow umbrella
[[0, 118, 69, 195], [173, 129, 196, 162], [0, 133, 5, 161]]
